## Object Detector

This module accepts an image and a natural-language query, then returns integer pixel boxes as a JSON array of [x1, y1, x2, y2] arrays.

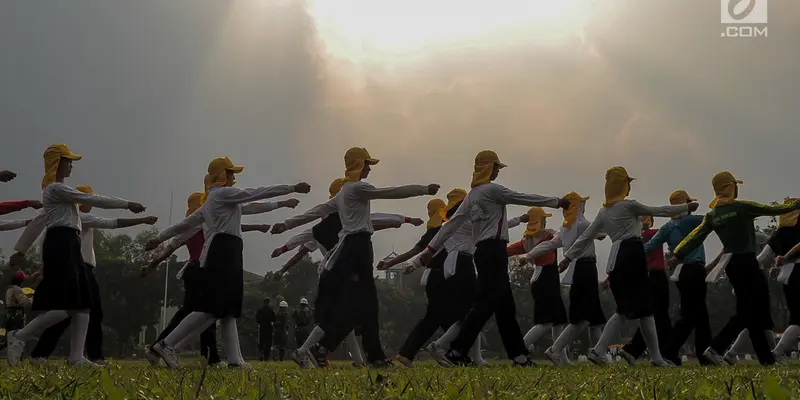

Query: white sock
[[639, 316, 664, 362], [523, 324, 552, 347], [68, 312, 90, 363], [164, 312, 215, 348], [15, 310, 70, 342], [590, 326, 603, 347], [551, 325, 569, 360], [299, 326, 325, 352], [175, 318, 216, 351], [220, 317, 243, 364], [552, 322, 588, 354], [346, 331, 364, 365], [593, 313, 626, 355], [729, 330, 749, 355], [435, 322, 462, 348], [469, 334, 484, 362], [774, 325, 800, 355]]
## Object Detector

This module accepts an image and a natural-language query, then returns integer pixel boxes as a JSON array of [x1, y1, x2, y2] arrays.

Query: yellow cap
[[562, 192, 590, 228], [523, 207, 551, 238], [440, 188, 468, 221], [426, 198, 446, 229], [329, 178, 345, 199], [778, 197, 799, 228], [344, 147, 379, 183], [42, 144, 82, 189], [207, 157, 244, 188], [471, 150, 506, 188], [604, 166, 635, 207], [187, 192, 204, 216], [669, 190, 697, 205], [709, 171, 742, 208]]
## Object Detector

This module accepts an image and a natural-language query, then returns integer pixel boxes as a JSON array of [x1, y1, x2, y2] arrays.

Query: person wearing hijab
[[627, 190, 711, 366], [272, 177, 421, 368], [13, 185, 159, 365], [416, 188, 487, 367], [508, 207, 570, 360], [6, 144, 147, 367], [271, 147, 439, 368], [615, 215, 672, 365], [671, 172, 800, 365], [417, 150, 568, 367], [523, 193, 607, 366], [145, 157, 310, 369], [274, 301, 290, 361], [559, 167, 696, 367]]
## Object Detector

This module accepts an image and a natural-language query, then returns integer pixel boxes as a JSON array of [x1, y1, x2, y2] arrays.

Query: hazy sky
[[1, 0, 798, 277]]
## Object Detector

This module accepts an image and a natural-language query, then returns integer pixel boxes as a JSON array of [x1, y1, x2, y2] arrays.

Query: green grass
[[1, 359, 800, 399]]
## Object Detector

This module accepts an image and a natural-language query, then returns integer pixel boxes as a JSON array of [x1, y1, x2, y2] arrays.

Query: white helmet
[[300, 298, 308, 305], [279, 301, 288, 308]]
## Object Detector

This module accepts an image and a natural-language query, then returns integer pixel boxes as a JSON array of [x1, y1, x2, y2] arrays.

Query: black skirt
[[608, 238, 652, 319], [33, 227, 93, 311], [197, 234, 244, 318], [181, 261, 205, 312], [531, 263, 568, 325], [569, 257, 606, 326], [442, 254, 478, 325], [314, 270, 334, 326]]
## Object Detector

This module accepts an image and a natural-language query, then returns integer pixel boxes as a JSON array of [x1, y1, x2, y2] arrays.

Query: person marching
[[12, 185, 159, 365], [271, 147, 439, 368], [616, 215, 672, 365], [520, 193, 607, 366], [559, 167, 696, 367], [256, 298, 276, 361], [145, 156, 311, 369], [6, 144, 147, 367], [273, 301, 290, 361], [634, 190, 712, 366], [670, 172, 800, 365], [417, 150, 568, 367], [292, 298, 313, 351]]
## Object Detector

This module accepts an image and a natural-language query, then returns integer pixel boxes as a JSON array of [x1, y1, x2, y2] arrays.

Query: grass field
[[1, 359, 799, 399]]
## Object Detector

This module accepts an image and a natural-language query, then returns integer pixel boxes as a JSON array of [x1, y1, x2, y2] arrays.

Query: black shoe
[[444, 351, 472, 367], [665, 356, 682, 366], [513, 357, 537, 367], [369, 359, 394, 369]]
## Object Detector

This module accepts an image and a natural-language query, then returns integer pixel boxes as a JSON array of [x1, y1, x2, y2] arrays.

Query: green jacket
[[674, 200, 799, 259]]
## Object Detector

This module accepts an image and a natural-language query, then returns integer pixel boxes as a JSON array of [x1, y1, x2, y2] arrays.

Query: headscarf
[[186, 192, 204, 217], [779, 197, 800, 228], [329, 178, 345, 199], [440, 188, 467, 221], [603, 166, 635, 207], [206, 157, 244, 188], [200, 174, 214, 204], [344, 147, 379, 183], [42, 144, 82, 189], [669, 190, 697, 219], [562, 192, 590, 228], [426, 198, 446, 229], [709, 171, 742, 208], [471, 150, 506, 188], [523, 207, 552, 238]]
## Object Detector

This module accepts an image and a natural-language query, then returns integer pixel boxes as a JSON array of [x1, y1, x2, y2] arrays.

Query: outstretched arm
[[274, 247, 313, 279], [242, 198, 299, 215], [742, 200, 800, 218], [563, 213, 605, 262], [354, 182, 437, 200], [371, 213, 421, 230], [630, 200, 691, 218], [52, 185, 142, 211], [242, 224, 271, 233], [0, 219, 30, 232], [0, 200, 41, 216], [147, 210, 205, 249], [274, 199, 338, 232], [215, 183, 309, 205], [491, 185, 564, 209], [673, 215, 713, 261], [526, 233, 563, 263], [643, 224, 670, 254]]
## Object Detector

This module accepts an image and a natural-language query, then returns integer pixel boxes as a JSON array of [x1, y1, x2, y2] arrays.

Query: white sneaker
[[587, 349, 607, 366], [29, 357, 46, 366], [145, 348, 161, 366], [544, 347, 564, 366], [472, 358, 491, 367], [723, 351, 738, 366], [703, 347, 724, 366], [152, 341, 180, 369], [650, 359, 673, 367], [425, 342, 453, 367], [69, 358, 102, 368], [6, 331, 25, 366], [619, 349, 637, 366]]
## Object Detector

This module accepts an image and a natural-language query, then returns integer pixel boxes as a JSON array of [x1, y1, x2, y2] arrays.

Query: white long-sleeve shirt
[[426, 183, 560, 252], [14, 212, 121, 267], [282, 181, 428, 235], [41, 182, 130, 231], [0, 219, 28, 231], [525, 219, 602, 263], [443, 220, 475, 254], [281, 213, 409, 256], [564, 200, 689, 261]]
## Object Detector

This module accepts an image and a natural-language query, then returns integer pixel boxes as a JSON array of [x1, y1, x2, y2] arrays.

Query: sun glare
[[309, 0, 594, 61]]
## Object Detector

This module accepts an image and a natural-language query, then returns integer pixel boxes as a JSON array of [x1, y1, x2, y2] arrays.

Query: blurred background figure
[[273, 301, 290, 361], [292, 298, 313, 351], [256, 298, 275, 361]]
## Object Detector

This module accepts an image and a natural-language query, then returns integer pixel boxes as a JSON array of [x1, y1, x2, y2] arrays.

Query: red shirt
[[507, 231, 557, 266], [186, 231, 205, 262], [642, 228, 665, 271], [0, 200, 28, 216]]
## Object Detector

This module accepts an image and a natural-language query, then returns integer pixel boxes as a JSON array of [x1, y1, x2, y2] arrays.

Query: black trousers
[[398, 267, 450, 360], [318, 233, 386, 362], [710, 254, 775, 365], [31, 264, 103, 361], [152, 306, 220, 364], [622, 269, 671, 358], [450, 239, 527, 360], [259, 327, 273, 360], [663, 262, 712, 363]]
